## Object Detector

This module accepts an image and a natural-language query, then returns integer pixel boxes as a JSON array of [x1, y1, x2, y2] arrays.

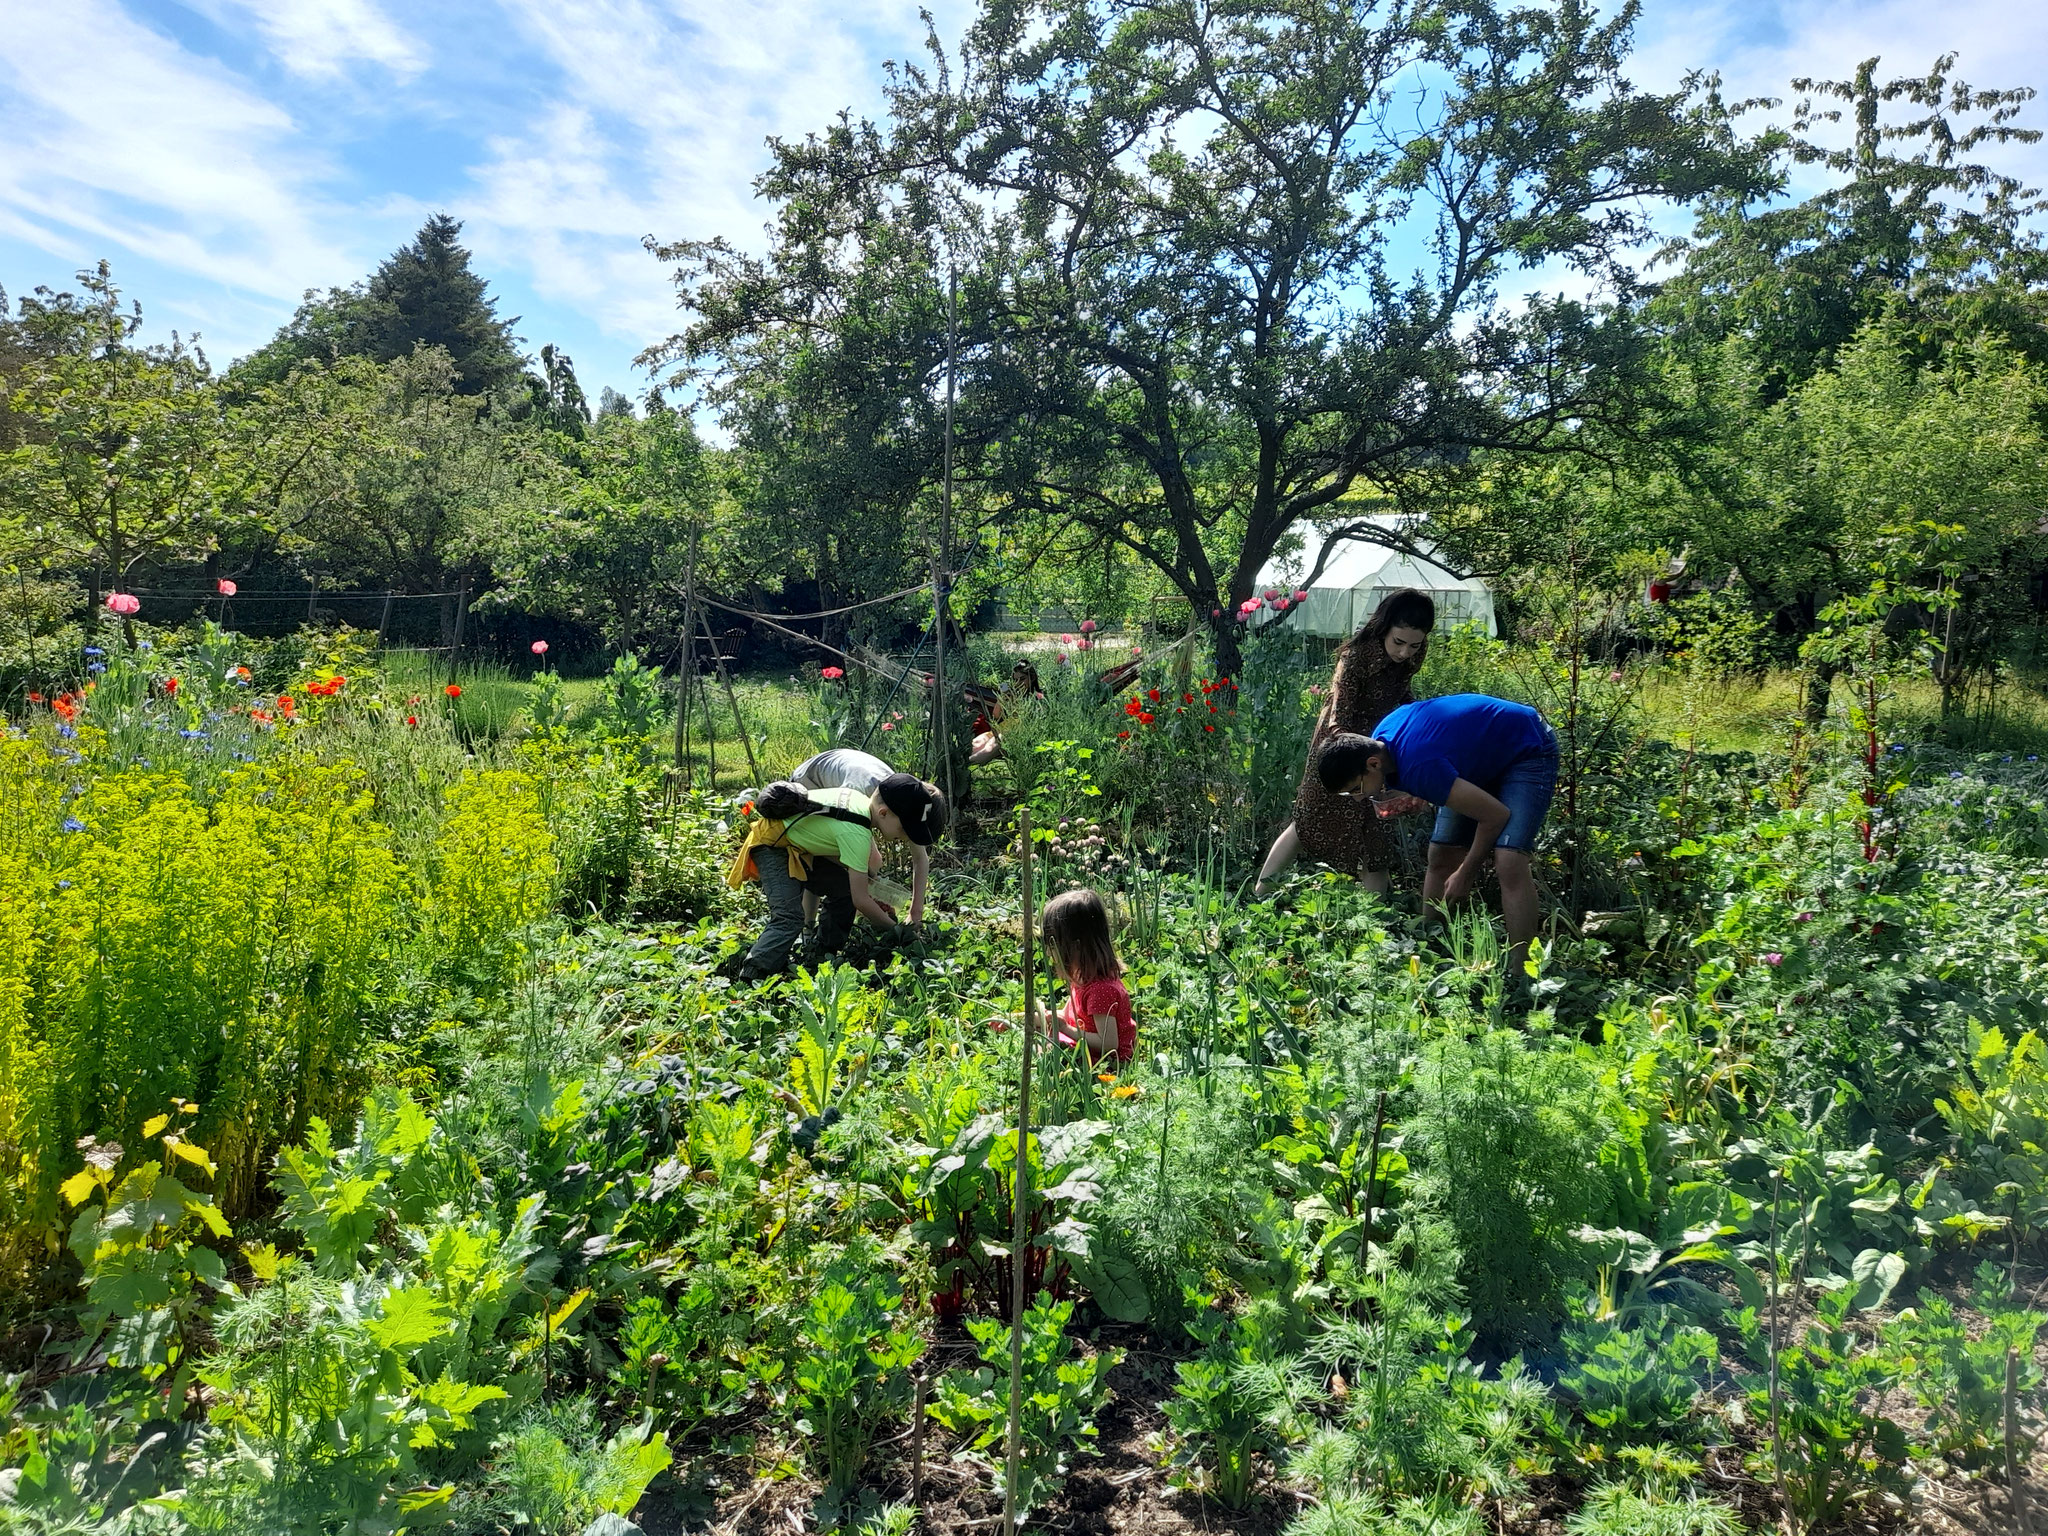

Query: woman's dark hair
[[878, 772, 948, 846], [1041, 887, 1122, 983], [1317, 732, 1390, 791], [1340, 587, 1437, 675], [1010, 661, 1042, 695]]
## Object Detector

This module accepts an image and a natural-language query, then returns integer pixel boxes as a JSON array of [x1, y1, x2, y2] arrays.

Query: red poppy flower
[[1117, 730, 1131, 739], [1139, 711, 1155, 725], [163, 677, 179, 694], [1147, 688, 1160, 702], [445, 684, 462, 698], [277, 695, 296, 717], [1204, 723, 1215, 732], [405, 715, 418, 727], [1124, 698, 1142, 717], [27, 692, 43, 704]]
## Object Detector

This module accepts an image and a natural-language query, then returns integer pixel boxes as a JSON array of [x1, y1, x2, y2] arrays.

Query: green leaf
[[1070, 1247, 1150, 1322], [367, 1283, 450, 1351]]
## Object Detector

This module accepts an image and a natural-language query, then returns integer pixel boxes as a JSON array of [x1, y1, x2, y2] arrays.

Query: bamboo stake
[[911, 1371, 929, 1512], [446, 583, 468, 688], [1768, 1168, 1795, 1536], [1003, 808, 1037, 1536], [16, 566, 36, 688], [2009, 1347, 2032, 1533], [932, 266, 958, 812]]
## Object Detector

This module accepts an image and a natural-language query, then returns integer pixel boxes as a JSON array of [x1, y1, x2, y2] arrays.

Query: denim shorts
[[1430, 728, 1559, 854]]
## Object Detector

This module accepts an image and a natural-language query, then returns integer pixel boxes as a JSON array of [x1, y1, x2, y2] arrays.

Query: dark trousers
[[802, 855, 858, 953]]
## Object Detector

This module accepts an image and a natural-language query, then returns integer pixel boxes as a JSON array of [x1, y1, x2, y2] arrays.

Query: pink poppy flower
[[532, 640, 549, 655], [820, 666, 845, 680], [105, 592, 141, 616], [1292, 589, 1308, 603], [1762, 952, 1784, 966], [1080, 619, 1097, 633], [216, 579, 237, 597]]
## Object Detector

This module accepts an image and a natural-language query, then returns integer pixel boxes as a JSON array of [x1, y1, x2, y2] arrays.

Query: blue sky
[[3, 0, 2044, 407]]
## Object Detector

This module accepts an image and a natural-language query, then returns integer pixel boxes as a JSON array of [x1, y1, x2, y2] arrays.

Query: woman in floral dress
[[1256, 588, 1436, 894]]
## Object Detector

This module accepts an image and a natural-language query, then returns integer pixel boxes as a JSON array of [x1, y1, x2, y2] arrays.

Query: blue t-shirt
[[1372, 695, 1552, 805]]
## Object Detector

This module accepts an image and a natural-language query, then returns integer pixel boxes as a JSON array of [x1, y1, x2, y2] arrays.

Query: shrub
[[1408, 1032, 1628, 1343], [427, 767, 557, 987], [6, 755, 406, 1231], [930, 1292, 1122, 1520], [1558, 1318, 1718, 1446]]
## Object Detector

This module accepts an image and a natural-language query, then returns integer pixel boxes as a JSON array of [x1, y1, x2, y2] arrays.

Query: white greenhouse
[[1253, 516, 1496, 638]]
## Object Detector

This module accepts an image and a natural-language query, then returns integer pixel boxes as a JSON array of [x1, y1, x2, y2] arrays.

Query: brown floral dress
[[1292, 645, 1416, 876]]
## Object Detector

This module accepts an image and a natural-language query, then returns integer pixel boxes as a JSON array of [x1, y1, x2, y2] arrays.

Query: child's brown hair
[[1040, 887, 1123, 985]]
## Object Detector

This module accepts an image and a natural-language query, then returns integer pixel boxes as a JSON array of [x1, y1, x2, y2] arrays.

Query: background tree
[[658, 0, 1762, 671], [1637, 55, 2048, 715], [243, 215, 527, 397], [0, 265, 227, 612], [272, 348, 513, 619], [478, 405, 717, 654]]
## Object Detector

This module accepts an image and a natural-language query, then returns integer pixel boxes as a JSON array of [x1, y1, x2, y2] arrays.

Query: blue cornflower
[[1950, 770, 1964, 779], [55, 880, 71, 890], [61, 816, 85, 833], [179, 729, 207, 740], [83, 646, 104, 658], [137, 640, 152, 651], [87, 662, 106, 676], [57, 724, 77, 740], [1890, 744, 1907, 754]]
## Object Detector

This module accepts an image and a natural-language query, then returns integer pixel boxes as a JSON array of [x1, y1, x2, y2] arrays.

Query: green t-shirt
[[781, 785, 875, 871]]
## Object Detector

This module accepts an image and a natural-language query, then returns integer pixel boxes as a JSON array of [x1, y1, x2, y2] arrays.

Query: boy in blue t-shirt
[[1315, 694, 1558, 968]]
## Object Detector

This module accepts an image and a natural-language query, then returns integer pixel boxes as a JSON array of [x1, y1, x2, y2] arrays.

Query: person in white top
[[791, 749, 943, 927]]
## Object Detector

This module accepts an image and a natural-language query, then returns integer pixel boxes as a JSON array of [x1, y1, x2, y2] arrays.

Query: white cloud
[[1501, 0, 2048, 310], [0, 0, 355, 329], [456, 0, 973, 360], [1630, 0, 2048, 191], [202, 0, 425, 80]]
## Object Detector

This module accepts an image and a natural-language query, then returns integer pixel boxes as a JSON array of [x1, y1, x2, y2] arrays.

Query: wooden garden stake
[[674, 523, 700, 781], [1003, 808, 1037, 1536], [701, 612, 760, 785]]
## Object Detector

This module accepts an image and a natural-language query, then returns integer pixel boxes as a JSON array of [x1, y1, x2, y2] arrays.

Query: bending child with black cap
[[789, 747, 941, 927], [726, 771, 947, 981]]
